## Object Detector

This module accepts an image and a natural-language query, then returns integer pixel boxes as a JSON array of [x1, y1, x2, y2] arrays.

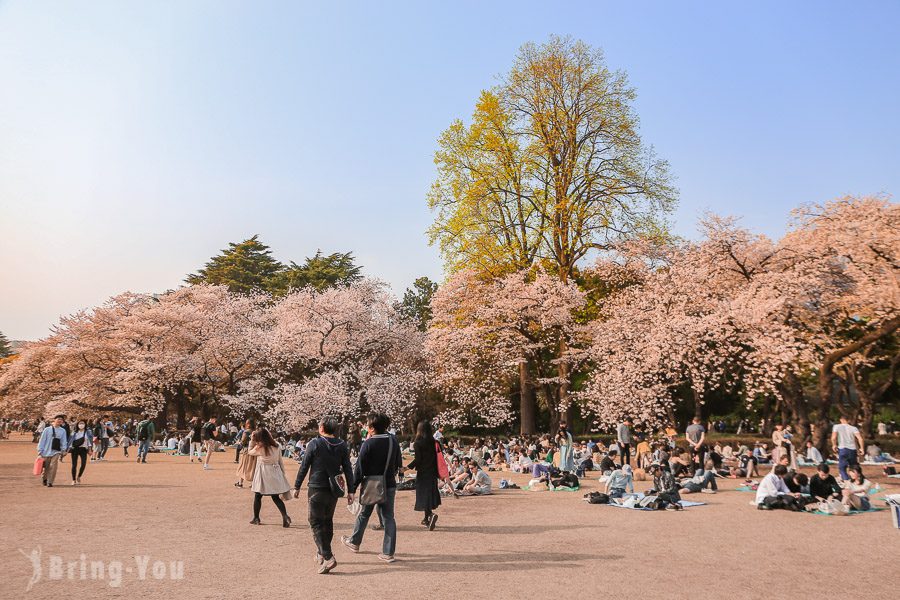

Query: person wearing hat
[[648, 463, 682, 510]]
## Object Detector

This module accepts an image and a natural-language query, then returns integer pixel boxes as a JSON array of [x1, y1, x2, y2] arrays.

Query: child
[[120, 433, 132, 457]]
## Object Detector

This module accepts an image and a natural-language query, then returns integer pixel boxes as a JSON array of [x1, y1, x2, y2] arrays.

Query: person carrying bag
[[341, 412, 401, 564]]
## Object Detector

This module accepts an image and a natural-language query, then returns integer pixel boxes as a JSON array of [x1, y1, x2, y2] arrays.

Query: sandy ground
[[0, 434, 898, 600]]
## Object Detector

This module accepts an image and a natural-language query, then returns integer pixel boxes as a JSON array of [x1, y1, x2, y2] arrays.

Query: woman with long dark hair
[[248, 427, 292, 527], [67, 419, 92, 485], [407, 420, 444, 530]]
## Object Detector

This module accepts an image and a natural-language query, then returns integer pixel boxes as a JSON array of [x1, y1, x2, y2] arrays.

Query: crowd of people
[[18, 410, 897, 570]]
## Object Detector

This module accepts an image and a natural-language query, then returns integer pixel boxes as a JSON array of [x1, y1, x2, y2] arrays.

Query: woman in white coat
[[248, 427, 292, 527]]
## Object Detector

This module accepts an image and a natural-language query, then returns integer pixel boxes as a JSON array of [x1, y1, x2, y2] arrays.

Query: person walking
[[202, 416, 219, 470], [617, 417, 633, 467], [135, 413, 156, 463], [293, 417, 354, 575], [97, 415, 111, 461], [831, 415, 864, 481], [234, 423, 257, 488], [189, 417, 203, 462], [247, 427, 292, 527], [341, 412, 402, 564], [37, 415, 68, 487], [67, 420, 92, 485], [406, 420, 444, 530]]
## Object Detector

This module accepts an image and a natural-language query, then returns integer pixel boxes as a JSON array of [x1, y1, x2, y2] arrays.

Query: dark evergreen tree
[[399, 277, 438, 331], [0, 331, 11, 358], [186, 236, 285, 294], [274, 250, 363, 293]]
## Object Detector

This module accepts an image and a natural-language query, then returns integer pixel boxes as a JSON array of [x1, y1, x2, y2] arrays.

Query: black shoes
[[428, 514, 439, 530], [250, 518, 261, 525], [283, 515, 292, 528]]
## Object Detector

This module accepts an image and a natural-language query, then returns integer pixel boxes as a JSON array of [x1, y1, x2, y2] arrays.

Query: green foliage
[[187, 238, 363, 296], [186, 236, 284, 294], [273, 250, 363, 293], [399, 277, 438, 331], [0, 331, 11, 358]]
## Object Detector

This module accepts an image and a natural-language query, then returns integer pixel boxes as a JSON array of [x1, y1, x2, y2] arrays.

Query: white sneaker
[[203, 465, 210, 470], [317, 557, 337, 574], [700, 489, 716, 494], [377, 554, 396, 563]]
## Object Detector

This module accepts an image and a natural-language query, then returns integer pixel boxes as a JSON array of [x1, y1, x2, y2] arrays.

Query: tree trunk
[[557, 338, 571, 423], [519, 361, 536, 435], [779, 372, 811, 443], [693, 391, 703, 421], [815, 315, 900, 451], [155, 393, 170, 432], [175, 389, 187, 429], [761, 395, 774, 437], [545, 385, 560, 434]]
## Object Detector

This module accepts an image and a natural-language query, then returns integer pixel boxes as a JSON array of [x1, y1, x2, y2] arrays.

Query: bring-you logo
[[18, 547, 185, 591]]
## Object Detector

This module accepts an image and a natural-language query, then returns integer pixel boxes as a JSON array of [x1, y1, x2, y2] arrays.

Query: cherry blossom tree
[[426, 269, 586, 432]]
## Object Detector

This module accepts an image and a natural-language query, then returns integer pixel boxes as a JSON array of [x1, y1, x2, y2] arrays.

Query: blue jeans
[[350, 487, 396, 556], [138, 440, 151, 461], [837, 448, 856, 480], [609, 487, 626, 499]]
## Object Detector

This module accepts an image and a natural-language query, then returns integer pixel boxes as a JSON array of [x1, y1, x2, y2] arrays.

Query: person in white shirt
[[756, 465, 802, 510], [830, 416, 864, 480], [805, 441, 824, 465]]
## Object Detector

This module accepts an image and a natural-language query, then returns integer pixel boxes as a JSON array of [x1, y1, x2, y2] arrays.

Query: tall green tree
[[428, 36, 677, 430], [0, 331, 12, 358], [399, 277, 439, 331], [186, 236, 285, 294], [273, 250, 363, 293]]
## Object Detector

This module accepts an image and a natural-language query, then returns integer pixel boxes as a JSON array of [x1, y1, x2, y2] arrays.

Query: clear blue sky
[[1, 1, 898, 340]]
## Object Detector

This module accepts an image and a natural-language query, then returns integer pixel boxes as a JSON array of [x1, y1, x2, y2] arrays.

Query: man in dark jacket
[[341, 412, 402, 563], [293, 417, 354, 575]]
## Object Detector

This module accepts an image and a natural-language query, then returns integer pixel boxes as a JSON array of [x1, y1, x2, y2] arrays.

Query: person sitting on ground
[[721, 444, 735, 460], [604, 464, 634, 499], [755, 465, 803, 510], [753, 443, 771, 464], [668, 448, 692, 478], [865, 443, 885, 462], [450, 457, 472, 491], [770, 451, 792, 473], [462, 462, 492, 495], [679, 460, 718, 494], [805, 441, 824, 465], [651, 443, 669, 466], [809, 463, 841, 501], [597, 450, 617, 476], [489, 451, 508, 471], [647, 463, 682, 510], [784, 471, 809, 494], [841, 465, 872, 511], [736, 447, 759, 478]]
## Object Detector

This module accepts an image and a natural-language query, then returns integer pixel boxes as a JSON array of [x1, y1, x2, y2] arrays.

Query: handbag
[[359, 435, 394, 506], [436, 442, 450, 479], [33, 456, 44, 476]]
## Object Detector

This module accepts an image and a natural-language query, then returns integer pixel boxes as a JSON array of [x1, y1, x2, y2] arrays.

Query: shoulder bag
[[359, 435, 393, 506]]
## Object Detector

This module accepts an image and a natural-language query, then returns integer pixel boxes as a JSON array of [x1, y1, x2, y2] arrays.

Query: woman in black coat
[[407, 420, 442, 530]]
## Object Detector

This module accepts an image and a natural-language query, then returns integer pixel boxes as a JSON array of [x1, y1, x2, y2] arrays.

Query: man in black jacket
[[341, 412, 402, 563], [293, 417, 354, 574]]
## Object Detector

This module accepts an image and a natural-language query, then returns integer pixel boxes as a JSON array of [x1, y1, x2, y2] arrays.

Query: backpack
[[137, 420, 150, 441]]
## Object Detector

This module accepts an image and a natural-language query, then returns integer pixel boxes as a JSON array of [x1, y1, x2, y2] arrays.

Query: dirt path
[[1, 435, 897, 599]]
